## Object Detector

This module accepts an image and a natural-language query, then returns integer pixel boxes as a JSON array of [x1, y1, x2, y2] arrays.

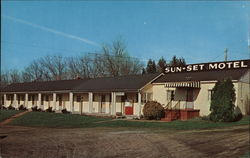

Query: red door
[[125, 106, 133, 115]]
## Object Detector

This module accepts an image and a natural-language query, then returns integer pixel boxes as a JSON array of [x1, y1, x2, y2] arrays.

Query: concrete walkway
[[0, 111, 29, 126]]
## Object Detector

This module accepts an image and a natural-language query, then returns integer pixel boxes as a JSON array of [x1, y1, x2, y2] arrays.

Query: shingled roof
[[1, 79, 89, 93], [73, 73, 161, 92], [153, 68, 249, 83], [1, 73, 161, 93]]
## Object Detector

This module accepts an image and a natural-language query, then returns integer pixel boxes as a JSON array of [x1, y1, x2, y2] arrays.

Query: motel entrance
[[162, 81, 200, 121]]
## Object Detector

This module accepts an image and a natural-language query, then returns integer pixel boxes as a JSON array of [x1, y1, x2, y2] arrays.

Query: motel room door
[[101, 95, 106, 113], [186, 88, 194, 109]]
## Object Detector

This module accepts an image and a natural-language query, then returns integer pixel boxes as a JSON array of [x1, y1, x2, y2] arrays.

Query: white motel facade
[[0, 59, 249, 117]]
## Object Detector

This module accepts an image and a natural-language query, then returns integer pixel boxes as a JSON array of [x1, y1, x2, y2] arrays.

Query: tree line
[[1, 40, 186, 86]]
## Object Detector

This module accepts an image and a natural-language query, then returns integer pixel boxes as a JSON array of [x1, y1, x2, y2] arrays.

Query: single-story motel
[[0, 59, 249, 120]]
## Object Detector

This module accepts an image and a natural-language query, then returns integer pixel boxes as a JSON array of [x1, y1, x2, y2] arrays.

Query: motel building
[[0, 59, 249, 120]]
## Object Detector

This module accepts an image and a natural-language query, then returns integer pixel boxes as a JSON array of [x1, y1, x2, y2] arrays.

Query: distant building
[[1, 59, 249, 118]]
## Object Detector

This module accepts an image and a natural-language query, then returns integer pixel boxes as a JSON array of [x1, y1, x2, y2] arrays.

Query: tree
[[210, 78, 236, 122], [67, 56, 93, 79], [142, 68, 146, 74], [169, 55, 186, 67], [157, 57, 167, 73], [1, 70, 10, 86], [1, 39, 144, 85], [40, 55, 67, 80], [9, 69, 22, 83], [22, 60, 48, 82], [95, 39, 143, 77], [146, 59, 157, 74]]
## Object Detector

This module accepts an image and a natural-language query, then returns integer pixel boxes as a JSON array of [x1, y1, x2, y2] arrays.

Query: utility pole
[[224, 48, 228, 61]]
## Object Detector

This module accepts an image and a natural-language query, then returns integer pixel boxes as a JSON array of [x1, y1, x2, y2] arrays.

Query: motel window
[[7, 95, 12, 101], [45, 95, 49, 101], [28, 95, 33, 101], [93, 94, 99, 102], [142, 93, 153, 103], [166, 90, 175, 101], [208, 90, 214, 101], [101, 95, 106, 102], [121, 95, 127, 102], [57, 95, 62, 101], [76, 96, 81, 102]]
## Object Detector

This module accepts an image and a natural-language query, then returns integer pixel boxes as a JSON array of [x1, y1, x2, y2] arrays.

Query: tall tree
[[9, 69, 21, 83], [142, 68, 146, 74], [157, 57, 167, 73], [146, 59, 157, 74], [210, 78, 236, 122], [1, 70, 11, 86], [169, 55, 186, 67], [22, 60, 49, 82], [96, 39, 143, 77], [40, 55, 67, 80]]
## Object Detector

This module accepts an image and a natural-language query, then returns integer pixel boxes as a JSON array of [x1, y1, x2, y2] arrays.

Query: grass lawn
[[241, 152, 250, 158], [10, 111, 250, 130], [10, 112, 112, 127], [0, 109, 23, 122]]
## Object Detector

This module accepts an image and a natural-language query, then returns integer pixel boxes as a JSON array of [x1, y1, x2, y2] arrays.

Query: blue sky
[[1, 1, 250, 70]]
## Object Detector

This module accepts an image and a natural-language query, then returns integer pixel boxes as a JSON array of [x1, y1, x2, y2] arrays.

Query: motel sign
[[165, 60, 249, 73]]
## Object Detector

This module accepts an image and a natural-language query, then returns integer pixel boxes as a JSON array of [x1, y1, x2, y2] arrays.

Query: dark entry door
[[58, 95, 62, 107], [186, 88, 194, 108], [101, 95, 106, 113], [187, 88, 193, 102]]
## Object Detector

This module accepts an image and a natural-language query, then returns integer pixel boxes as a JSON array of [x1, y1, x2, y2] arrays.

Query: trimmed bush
[[46, 107, 55, 113], [8, 105, 15, 110], [2, 106, 7, 110], [201, 115, 210, 121], [31, 106, 38, 111], [31, 106, 43, 112], [210, 78, 236, 122], [61, 109, 70, 114], [143, 101, 165, 120], [18, 105, 27, 111]]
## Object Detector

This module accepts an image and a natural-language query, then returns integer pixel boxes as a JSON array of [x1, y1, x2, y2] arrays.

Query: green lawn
[[91, 116, 250, 130], [10, 112, 112, 127], [0, 109, 23, 122], [10, 111, 250, 130], [241, 152, 250, 158]]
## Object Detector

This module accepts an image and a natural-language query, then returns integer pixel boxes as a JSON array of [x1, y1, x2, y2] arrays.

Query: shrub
[[232, 106, 243, 122], [61, 108, 70, 114], [31, 106, 42, 112], [18, 105, 27, 111], [201, 115, 210, 121], [143, 101, 165, 120], [210, 78, 236, 122], [8, 105, 16, 110], [2, 106, 7, 110], [46, 107, 55, 113]]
